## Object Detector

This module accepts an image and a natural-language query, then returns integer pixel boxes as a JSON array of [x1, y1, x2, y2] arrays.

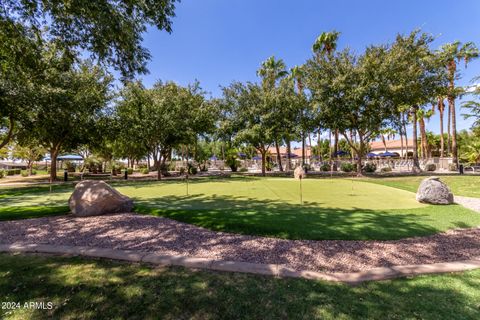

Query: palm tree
[[257, 56, 288, 90], [290, 65, 306, 167], [312, 31, 340, 168], [437, 41, 479, 166], [417, 108, 434, 159], [437, 97, 446, 157], [312, 31, 341, 58], [257, 56, 288, 171]]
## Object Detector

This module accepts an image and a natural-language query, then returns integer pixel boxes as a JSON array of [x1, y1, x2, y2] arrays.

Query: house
[[0, 161, 28, 170], [369, 139, 414, 157]]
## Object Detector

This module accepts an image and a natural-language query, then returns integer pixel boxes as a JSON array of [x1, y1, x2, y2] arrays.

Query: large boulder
[[68, 180, 134, 216], [294, 166, 306, 179], [416, 176, 454, 205]]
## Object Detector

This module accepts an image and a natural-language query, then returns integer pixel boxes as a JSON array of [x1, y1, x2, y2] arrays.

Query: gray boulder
[[294, 166, 306, 179], [68, 180, 134, 216], [416, 176, 454, 205]]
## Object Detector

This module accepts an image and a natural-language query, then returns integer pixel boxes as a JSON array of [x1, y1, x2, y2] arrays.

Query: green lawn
[[1, 177, 480, 240], [1, 253, 479, 320], [362, 175, 480, 198]]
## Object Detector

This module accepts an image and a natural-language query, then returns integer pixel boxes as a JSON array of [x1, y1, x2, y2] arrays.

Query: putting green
[[117, 177, 425, 210]]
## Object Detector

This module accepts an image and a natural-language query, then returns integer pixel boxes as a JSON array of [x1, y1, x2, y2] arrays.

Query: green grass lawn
[[362, 175, 480, 198], [1, 177, 480, 240], [1, 253, 479, 320]]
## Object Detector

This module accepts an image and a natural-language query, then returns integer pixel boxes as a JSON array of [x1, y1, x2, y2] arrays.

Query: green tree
[[437, 41, 479, 166], [17, 51, 113, 181], [257, 56, 289, 171], [389, 31, 446, 171], [220, 82, 275, 176], [1, 0, 178, 78], [12, 142, 47, 175]]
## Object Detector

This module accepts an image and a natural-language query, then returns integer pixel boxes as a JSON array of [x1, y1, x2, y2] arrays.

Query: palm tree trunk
[[301, 132, 306, 166], [412, 107, 420, 171], [419, 117, 427, 159], [286, 138, 291, 171], [275, 140, 283, 171], [438, 98, 445, 157], [334, 129, 339, 158], [261, 150, 266, 176], [450, 94, 458, 165], [447, 98, 451, 156]]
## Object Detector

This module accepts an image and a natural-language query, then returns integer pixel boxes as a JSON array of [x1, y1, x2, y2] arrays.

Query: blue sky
[[137, 0, 480, 137]]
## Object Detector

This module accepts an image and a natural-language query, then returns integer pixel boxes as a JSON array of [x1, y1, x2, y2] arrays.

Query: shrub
[[0, 169, 4, 178], [7, 169, 15, 176], [239, 167, 248, 172], [14, 169, 21, 175], [179, 167, 186, 174], [141, 168, 150, 174], [21, 170, 29, 177], [188, 165, 198, 175], [380, 166, 392, 173], [127, 168, 134, 175], [31, 170, 37, 175], [425, 163, 436, 172], [340, 162, 355, 172], [363, 162, 377, 173], [320, 163, 330, 172], [302, 164, 312, 172], [448, 163, 457, 171]]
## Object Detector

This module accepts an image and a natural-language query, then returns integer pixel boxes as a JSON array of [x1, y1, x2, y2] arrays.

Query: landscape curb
[[1, 243, 480, 284]]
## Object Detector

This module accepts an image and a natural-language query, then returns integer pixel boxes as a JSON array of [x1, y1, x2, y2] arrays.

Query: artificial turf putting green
[[1, 176, 480, 240], [1, 253, 479, 320]]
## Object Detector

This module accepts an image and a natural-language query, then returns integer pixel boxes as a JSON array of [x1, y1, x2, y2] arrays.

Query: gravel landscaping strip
[[1, 213, 480, 273]]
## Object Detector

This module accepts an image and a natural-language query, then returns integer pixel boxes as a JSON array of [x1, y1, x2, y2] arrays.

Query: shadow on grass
[[133, 193, 446, 240], [0, 253, 479, 320]]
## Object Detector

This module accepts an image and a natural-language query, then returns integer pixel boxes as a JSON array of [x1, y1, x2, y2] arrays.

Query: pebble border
[[1, 243, 479, 284]]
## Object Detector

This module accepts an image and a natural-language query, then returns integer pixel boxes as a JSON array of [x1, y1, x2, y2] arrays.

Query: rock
[[416, 176, 454, 205], [68, 180, 134, 216], [294, 166, 306, 179]]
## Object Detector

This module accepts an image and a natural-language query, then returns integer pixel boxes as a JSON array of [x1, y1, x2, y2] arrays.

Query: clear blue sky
[[137, 0, 480, 136]]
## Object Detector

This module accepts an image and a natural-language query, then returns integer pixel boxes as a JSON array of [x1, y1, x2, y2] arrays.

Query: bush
[[14, 169, 21, 175], [21, 170, 29, 177], [448, 163, 457, 171], [425, 163, 436, 172], [179, 167, 186, 174], [340, 162, 355, 173], [141, 168, 150, 174], [363, 162, 377, 173], [30, 170, 37, 175], [239, 167, 248, 172], [380, 166, 392, 173], [0, 169, 4, 178], [188, 165, 198, 175], [127, 168, 134, 175], [320, 163, 330, 172], [7, 169, 15, 176]]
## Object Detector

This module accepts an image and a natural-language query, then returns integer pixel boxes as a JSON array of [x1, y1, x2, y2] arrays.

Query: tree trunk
[[286, 138, 291, 171], [334, 129, 339, 159], [419, 117, 427, 159], [412, 107, 420, 172], [0, 116, 15, 149], [301, 132, 306, 166], [449, 95, 458, 165], [275, 140, 283, 171], [447, 98, 451, 156], [400, 131, 404, 159], [438, 98, 445, 157], [49, 147, 60, 182], [261, 150, 266, 176], [403, 113, 409, 159]]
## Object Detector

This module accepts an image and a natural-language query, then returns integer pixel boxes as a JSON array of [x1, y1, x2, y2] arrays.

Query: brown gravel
[[1, 214, 479, 273]]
